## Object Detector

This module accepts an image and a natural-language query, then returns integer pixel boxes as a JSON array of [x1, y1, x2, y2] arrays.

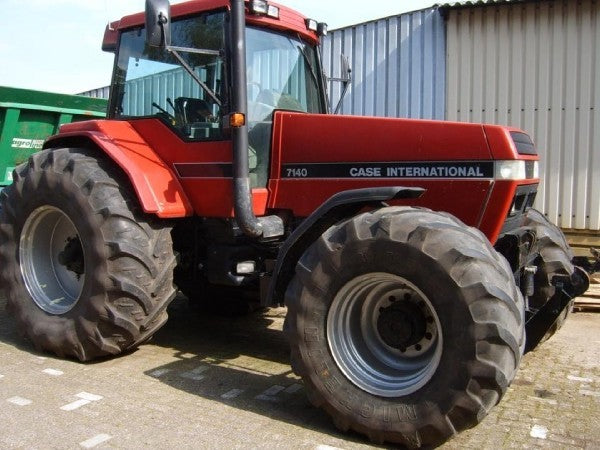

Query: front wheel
[[524, 209, 576, 346], [0, 148, 177, 361], [284, 207, 525, 448]]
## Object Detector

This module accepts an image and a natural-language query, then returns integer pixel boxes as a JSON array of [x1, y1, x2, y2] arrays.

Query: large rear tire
[[284, 207, 525, 448], [0, 148, 177, 361], [524, 209, 575, 345]]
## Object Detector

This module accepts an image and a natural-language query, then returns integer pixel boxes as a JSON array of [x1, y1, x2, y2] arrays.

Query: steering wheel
[[152, 102, 176, 123]]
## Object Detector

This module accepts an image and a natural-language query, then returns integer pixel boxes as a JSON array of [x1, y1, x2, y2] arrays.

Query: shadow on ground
[[0, 292, 388, 448], [144, 296, 390, 447]]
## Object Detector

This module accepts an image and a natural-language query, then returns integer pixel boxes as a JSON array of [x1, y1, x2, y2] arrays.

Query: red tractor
[[0, 0, 589, 446]]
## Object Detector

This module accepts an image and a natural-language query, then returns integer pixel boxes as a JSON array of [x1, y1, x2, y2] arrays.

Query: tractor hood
[[268, 112, 539, 241], [271, 111, 538, 165]]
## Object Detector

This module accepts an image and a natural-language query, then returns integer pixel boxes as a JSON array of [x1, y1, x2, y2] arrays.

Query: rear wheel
[[284, 207, 525, 448], [524, 209, 575, 345], [0, 148, 177, 361]]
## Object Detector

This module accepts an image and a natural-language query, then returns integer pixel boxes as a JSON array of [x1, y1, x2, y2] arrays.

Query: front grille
[[509, 185, 538, 217], [500, 184, 539, 234]]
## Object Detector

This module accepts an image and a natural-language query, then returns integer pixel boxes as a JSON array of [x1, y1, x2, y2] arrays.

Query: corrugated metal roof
[[437, 0, 530, 8]]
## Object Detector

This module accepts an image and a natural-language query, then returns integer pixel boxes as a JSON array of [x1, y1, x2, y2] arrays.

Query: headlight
[[495, 161, 527, 180], [533, 161, 540, 178]]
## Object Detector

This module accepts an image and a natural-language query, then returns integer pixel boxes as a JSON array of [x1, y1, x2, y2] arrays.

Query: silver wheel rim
[[19, 206, 85, 315], [327, 273, 443, 397]]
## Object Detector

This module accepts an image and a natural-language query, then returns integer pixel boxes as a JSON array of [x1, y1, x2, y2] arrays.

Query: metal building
[[322, 8, 446, 120], [80, 86, 110, 99], [445, 0, 600, 232], [322, 0, 599, 234]]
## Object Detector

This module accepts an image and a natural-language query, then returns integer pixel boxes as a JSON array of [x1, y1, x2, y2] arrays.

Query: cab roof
[[102, 0, 320, 51]]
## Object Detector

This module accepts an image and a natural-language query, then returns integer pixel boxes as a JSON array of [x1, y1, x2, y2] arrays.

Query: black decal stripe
[[281, 162, 495, 179], [175, 163, 233, 178]]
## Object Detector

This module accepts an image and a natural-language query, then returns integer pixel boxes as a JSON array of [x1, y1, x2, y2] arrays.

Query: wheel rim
[[19, 206, 85, 315], [327, 273, 443, 397]]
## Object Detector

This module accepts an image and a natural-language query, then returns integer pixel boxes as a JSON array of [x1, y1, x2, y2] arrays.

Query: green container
[[0, 86, 107, 186]]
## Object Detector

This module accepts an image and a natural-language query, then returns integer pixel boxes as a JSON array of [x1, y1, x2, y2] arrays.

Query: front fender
[[266, 186, 424, 306], [44, 120, 193, 218]]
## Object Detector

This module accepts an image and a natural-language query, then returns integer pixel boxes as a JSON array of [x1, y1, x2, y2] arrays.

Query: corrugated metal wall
[[79, 86, 110, 99], [322, 8, 446, 119], [446, 0, 600, 231]]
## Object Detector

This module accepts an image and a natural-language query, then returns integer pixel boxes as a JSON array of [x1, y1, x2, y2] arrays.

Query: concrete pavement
[[0, 294, 599, 449]]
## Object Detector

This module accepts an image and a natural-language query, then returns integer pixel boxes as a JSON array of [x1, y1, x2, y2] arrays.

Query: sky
[[0, 0, 435, 95]]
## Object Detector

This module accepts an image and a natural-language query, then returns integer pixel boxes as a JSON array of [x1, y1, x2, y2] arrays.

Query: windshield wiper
[[291, 38, 320, 91], [167, 47, 222, 107]]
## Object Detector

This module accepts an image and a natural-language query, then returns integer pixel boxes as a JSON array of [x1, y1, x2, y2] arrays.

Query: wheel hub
[[327, 273, 443, 397], [58, 237, 85, 278], [19, 206, 85, 315], [377, 301, 426, 350]]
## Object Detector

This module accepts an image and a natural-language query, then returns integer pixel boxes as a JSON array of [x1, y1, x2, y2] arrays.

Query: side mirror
[[331, 54, 352, 114], [145, 0, 171, 47]]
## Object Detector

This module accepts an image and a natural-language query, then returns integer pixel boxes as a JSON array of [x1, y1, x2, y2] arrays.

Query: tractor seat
[[175, 97, 212, 123]]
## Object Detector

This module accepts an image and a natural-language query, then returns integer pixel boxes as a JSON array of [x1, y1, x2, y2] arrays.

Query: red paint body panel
[[271, 112, 494, 163], [51, 119, 267, 218], [271, 179, 493, 228], [52, 111, 538, 244], [128, 120, 268, 217], [104, 0, 319, 50], [268, 112, 495, 223], [484, 125, 537, 161], [49, 121, 193, 218], [268, 112, 539, 244]]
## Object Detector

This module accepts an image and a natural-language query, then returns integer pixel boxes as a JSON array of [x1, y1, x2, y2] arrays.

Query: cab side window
[[113, 12, 225, 141]]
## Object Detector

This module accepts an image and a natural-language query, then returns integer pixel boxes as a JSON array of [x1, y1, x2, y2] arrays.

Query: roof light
[[267, 5, 279, 18], [317, 22, 328, 36], [305, 18, 318, 32], [249, 0, 268, 15], [249, 0, 278, 18]]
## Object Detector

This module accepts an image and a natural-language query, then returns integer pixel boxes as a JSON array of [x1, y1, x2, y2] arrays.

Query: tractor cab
[[104, 0, 327, 189]]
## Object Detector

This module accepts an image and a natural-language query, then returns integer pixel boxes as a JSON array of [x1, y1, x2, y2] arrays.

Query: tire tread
[[285, 206, 525, 447], [0, 148, 176, 361]]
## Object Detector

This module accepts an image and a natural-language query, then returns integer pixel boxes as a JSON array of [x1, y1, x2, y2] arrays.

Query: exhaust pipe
[[230, 0, 283, 238]]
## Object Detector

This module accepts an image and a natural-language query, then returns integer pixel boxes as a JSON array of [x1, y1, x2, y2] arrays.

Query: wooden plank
[[562, 230, 600, 259], [574, 297, 600, 313], [574, 303, 600, 313], [575, 278, 600, 312]]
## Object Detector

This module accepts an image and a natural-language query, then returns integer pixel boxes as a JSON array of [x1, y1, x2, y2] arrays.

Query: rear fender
[[265, 186, 424, 306], [44, 121, 193, 218]]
